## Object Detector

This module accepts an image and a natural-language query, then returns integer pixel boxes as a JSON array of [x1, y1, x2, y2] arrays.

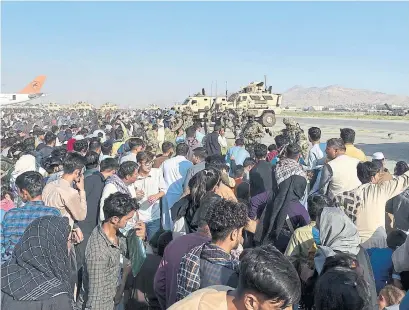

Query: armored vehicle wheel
[[261, 112, 276, 127]]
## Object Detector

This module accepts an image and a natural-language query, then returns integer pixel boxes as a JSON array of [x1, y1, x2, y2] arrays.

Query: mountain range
[[281, 85, 409, 108]]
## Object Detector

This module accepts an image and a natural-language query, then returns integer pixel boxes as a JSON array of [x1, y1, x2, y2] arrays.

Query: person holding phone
[[77, 193, 146, 310], [42, 152, 88, 289], [134, 151, 166, 240]]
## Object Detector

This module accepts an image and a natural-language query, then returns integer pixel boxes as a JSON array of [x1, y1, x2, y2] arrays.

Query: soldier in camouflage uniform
[[146, 123, 159, 154], [181, 108, 194, 130], [241, 115, 265, 146], [281, 118, 309, 159]]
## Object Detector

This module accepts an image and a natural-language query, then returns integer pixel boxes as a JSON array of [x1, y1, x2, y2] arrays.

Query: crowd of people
[[1, 109, 409, 310]]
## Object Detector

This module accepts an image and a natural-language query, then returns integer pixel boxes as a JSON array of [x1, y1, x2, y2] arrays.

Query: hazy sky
[[2, 1, 409, 108]]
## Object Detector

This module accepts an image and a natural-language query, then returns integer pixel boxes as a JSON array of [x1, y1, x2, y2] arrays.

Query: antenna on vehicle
[[225, 81, 228, 99], [215, 81, 218, 97], [264, 75, 267, 91], [202, 88, 205, 96]]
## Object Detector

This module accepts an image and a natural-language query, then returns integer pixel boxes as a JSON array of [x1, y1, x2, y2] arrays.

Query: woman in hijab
[[308, 207, 377, 310], [255, 174, 310, 252], [1, 216, 74, 310], [172, 168, 221, 237]]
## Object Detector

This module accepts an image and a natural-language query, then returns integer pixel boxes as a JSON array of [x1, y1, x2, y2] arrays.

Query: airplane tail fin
[[19, 75, 46, 94]]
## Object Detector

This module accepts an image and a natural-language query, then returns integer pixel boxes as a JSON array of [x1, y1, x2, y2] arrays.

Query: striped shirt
[[1, 200, 61, 262]]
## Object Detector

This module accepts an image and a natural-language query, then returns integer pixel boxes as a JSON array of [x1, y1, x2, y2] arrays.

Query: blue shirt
[[366, 247, 393, 293], [400, 292, 409, 310], [195, 131, 205, 145], [226, 146, 250, 175], [1, 200, 61, 262], [176, 135, 185, 144]]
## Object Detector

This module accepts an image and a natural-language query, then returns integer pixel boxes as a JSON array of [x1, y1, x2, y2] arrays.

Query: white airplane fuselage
[[0, 93, 45, 106]]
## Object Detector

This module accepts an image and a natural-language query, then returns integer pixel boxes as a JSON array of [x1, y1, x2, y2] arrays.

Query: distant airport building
[[311, 105, 324, 111]]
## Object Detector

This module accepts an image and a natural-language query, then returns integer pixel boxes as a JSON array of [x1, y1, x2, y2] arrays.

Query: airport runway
[[275, 116, 407, 133], [253, 116, 409, 171]]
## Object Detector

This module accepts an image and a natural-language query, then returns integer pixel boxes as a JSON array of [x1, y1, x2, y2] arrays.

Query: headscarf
[[255, 175, 306, 245], [1, 216, 72, 301], [10, 154, 37, 180], [275, 157, 307, 185], [314, 207, 360, 274], [105, 174, 131, 196]]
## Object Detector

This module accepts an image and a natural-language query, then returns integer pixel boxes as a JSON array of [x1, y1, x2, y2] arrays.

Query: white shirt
[[157, 123, 165, 144], [218, 135, 228, 148], [161, 155, 193, 209], [99, 182, 136, 222], [133, 168, 167, 222], [120, 152, 137, 164], [306, 143, 325, 170], [99, 154, 113, 163]]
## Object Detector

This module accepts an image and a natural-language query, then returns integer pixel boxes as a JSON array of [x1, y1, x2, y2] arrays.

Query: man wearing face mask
[[77, 192, 146, 310], [175, 199, 249, 301], [1, 171, 61, 262]]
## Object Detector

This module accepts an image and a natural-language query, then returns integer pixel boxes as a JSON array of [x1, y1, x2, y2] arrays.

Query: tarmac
[[252, 116, 409, 171]]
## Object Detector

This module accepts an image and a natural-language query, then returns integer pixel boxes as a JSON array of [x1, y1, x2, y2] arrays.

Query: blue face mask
[[119, 215, 137, 236]]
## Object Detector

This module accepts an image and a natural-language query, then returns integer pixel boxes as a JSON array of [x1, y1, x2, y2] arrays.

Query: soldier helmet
[[283, 118, 296, 127]]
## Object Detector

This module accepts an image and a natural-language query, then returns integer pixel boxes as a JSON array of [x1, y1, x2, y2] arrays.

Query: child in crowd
[[0, 185, 14, 223], [266, 143, 278, 162], [233, 165, 250, 201], [378, 285, 405, 310]]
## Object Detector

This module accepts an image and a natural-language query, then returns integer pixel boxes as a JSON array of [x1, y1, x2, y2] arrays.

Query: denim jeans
[[145, 219, 161, 241]]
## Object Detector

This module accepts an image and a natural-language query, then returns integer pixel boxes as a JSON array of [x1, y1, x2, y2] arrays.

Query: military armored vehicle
[[46, 102, 62, 111], [100, 102, 118, 112], [173, 80, 282, 127], [69, 101, 94, 111], [225, 81, 282, 127], [174, 88, 228, 119]]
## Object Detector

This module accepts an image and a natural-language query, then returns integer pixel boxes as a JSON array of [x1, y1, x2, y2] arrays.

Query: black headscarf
[[255, 174, 307, 245], [1, 216, 72, 302]]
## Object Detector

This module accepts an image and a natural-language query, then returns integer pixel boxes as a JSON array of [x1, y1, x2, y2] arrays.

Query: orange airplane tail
[[19, 75, 46, 94]]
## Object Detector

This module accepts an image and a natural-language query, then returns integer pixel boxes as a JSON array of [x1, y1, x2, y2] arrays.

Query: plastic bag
[[126, 229, 147, 277]]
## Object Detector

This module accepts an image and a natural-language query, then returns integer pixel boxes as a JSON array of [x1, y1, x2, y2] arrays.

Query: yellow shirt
[[345, 144, 367, 162], [111, 141, 123, 157]]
